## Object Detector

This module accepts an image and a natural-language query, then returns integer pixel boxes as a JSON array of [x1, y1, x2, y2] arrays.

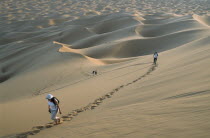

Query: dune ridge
[[1, 0, 210, 137], [53, 41, 105, 65], [193, 14, 210, 27]]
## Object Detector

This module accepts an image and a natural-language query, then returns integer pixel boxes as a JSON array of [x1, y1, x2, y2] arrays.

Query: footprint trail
[[14, 64, 157, 138]]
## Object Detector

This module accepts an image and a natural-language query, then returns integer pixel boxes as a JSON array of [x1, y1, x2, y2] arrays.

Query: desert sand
[[0, 0, 210, 137]]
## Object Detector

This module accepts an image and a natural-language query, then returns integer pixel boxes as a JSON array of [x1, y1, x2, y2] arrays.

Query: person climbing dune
[[153, 51, 158, 64], [46, 94, 62, 125]]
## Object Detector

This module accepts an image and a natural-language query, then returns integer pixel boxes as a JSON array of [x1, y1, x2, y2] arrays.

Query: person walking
[[46, 94, 62, 125], [153, 52, 158, 64]]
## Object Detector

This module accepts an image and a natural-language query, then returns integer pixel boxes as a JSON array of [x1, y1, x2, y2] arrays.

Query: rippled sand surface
[[0, 0, 210, 137]]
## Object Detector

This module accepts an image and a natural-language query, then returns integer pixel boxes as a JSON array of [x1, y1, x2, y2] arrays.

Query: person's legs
[[51, 110, 59, 124], [154, 58, 157, 64]]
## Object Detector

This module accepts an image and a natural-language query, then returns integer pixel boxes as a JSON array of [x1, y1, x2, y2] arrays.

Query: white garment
[[51, 110, 58, 120], [154, 53, 158, 58], [48, 100, 58, 111]]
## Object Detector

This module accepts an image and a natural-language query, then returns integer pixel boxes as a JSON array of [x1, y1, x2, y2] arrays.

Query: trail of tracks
[[14, 64, 157, 138]]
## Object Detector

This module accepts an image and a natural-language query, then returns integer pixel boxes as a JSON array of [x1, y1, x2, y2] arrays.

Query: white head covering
[[46, 94, 53, 99]]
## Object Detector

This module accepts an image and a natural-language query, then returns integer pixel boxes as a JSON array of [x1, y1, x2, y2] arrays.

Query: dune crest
[[193, 14, 210, 27], [1, 0, 210, 137], [54, 41, 136, 65], [53, 41, 105, 65]]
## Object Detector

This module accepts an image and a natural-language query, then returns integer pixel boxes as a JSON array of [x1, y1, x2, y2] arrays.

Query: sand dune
[[0, 0, 210, 137], [28, 29, 210, 138], [193, 14, 210, 27], [53, 41, 105, 65]]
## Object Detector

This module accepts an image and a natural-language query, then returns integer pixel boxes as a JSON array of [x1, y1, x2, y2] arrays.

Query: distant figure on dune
[[46, 94, 62, 125], [153, 52, 158, 64], [92, 70, 97, 75]]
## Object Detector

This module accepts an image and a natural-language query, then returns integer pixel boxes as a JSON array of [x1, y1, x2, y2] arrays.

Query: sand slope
[[1, 0, 210, 137], [30, 26, 210, 138]]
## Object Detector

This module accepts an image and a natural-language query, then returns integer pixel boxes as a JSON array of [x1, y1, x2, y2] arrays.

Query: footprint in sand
[[45, 123, 54, 128], [75, 109, 84, 113], [17, 132, 29, 138], [70, 111, 78, 116], [137, 77, 142, 80], [62, 115, 72, 119], [18, 129, 40, 137], [133, 80, 137, 83], [102, 96, 107, 99], [90, 104, 98, 109], [63, 117, 72, 121], [115, 88, 119, 91], [93, 99, 102, 105], [58, 119, 64, 124], [120, 85, 124, 88], [16, 125, 45, 137], [32, 125, 45, 130], [142, 74, 146, 77], [105, 94, 112, 98], [82, 106, 90, 111], [109, 91, 115, 95], [30, 129, 40, 134]]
